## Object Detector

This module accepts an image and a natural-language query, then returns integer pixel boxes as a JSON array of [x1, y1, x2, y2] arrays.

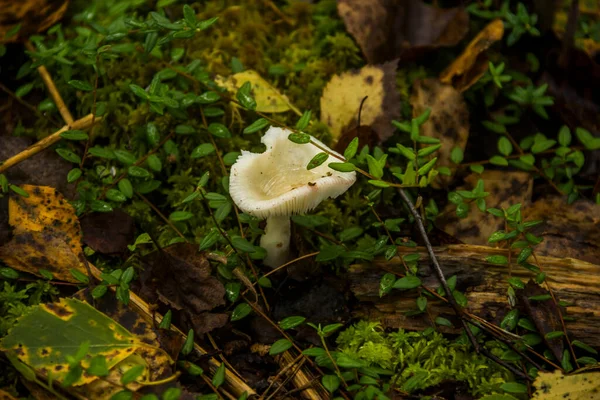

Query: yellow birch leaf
[[532, 369, 600, 399], [0, 185, 86, 282], [215, 70, 298, 114]]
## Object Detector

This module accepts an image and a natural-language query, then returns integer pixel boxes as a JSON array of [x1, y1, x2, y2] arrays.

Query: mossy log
[[348, 244, 600, 347]]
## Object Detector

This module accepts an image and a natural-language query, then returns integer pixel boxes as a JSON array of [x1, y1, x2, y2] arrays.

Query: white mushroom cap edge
[[229, 126, 356, 267]]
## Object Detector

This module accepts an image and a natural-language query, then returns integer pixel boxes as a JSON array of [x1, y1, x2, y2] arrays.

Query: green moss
[[336, 321, 513, 396]]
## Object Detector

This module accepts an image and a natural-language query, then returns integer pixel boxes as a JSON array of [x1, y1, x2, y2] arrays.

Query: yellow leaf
[[0, 185, 86, 282], [440, 19, 504, 92], [215, 70, 299, 114], [320, 61, 400, 144], [532, 369, 600, 399]]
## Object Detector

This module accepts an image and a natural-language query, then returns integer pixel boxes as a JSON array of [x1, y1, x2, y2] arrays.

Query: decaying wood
[[348, 244, 600, 347]]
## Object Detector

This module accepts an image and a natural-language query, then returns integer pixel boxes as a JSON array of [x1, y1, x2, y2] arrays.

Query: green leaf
[[417, 157, 437, 175], [269, 339, 293, 355], [169, 211, 193, 222], [339, 227, 363, 242], [212, 363, 226, 388], [486, 255, 508, 265], [295, 110, 312, 130], [128, 166, 151, 178], [307, 153, 328, 170], [500, 382, 528, 394], [344, 137, 359, 160], [490, 155, 508, 166], [531, 139, 556, 153], [181, 329, 194, 355], [328, 162, 355, 172], [379, 273, 396, 297], [396, 144, 416, 161], [417, 296, 427, 311], [368, 180, 390, 188], [114, 150, 136, 165], [279, 316, 306, 330], [498, 137, 513, 156], [231, 303, 252, 321], [67, 168, 82, 183], [322, 375, 340, 394], [121, 364, 145, 385], [118, 179, 134, 199], [129, 84, 149, 100], [435, 317, 452, 327], [417, 144, 441, 157], [207, 123, 231, 138], [236, 82, 256, 110], [572, 340, 598, 355], [528, 294, 552, 301], [0, 298, 142, 386], [106, 189, 127, 203], [392, 276, 421, 290], [60, 130, 89, 141], [243, 118, 269, 134], [288, 133, 311, 144], [191, 143, 215, 158], [366, 155, 384, 179], [68, 80, 93, 92], [183, 4, 197, 26], [56, 148, 81, 164], [545, 331, 565, 340], [517, 247, 532, 264], [558, 126, 571, 147], [196, 91, 220, 104], [159, 310, 172, 329], [232, 237, 256, 253], [15, 83, 34, 98], [87, 355, 109, 377], [70, 269, 90, 284]]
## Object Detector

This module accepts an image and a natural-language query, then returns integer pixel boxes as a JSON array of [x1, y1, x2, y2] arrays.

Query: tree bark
[[347, 244, 600, 347]]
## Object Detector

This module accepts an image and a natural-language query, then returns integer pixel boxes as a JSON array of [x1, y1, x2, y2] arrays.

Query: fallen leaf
[[440, 19, 505, 92], [320, 61, 400, 144], [523, 196, 600, 264], [411, 78, 470, 186], [532, 369, 600, 399], [0, 0, 69, 42], [516, 281, 564, 361], [337, 0, 469, 64], [137, 244, 226, 336], [80, 210, 135, 255], [0, 298, 143, 386], [436, 171, 533, 244], [215, 70, 298, 114], [0, 185, 87, 282]]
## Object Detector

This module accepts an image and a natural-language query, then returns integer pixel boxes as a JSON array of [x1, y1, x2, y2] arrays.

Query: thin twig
[[0, 81, 61, 127], [0, 114, 101, 174], [135, 191, 186, 240], [25, 41, 74, 125]]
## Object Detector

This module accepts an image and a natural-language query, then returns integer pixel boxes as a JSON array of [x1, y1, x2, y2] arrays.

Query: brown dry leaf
[[80, 210, 135, 255], [320, 61, 400, 144], [532, 369, 600, 399], [523, 196, 600, 264], [436, 171, 533, 243], [138, 243, 227, 336], [73, 290, 178, 399], [0, 185, 87, 282], [411, 78, 469, 186], [215, 70, 299, 114], [0, 0, 69, 42], [337, 0, 469, 64], [440, 19, 505, 92], [516, 281, 564, 361]]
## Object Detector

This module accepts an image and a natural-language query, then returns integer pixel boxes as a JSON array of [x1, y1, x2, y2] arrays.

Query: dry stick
[[396, 188, 531, 380], [261, 353, 305, 400], [25, 41, 74, 125], [85, 261, 254, 398], [206, 332, 246, 382], [0, 114, 101, 173]]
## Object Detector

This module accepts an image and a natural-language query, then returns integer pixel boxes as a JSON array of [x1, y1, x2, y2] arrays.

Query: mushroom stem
[[260, 215, 291, 268]]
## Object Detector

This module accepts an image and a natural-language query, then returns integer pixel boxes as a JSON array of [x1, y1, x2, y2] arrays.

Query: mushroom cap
[[230, 126, 356, 219]]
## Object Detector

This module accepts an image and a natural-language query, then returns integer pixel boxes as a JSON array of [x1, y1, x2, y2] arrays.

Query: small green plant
[[508, 83, 554, 119]]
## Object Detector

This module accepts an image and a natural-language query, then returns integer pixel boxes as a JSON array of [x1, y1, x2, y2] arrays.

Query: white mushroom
[[229, 126, 356, 267]]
